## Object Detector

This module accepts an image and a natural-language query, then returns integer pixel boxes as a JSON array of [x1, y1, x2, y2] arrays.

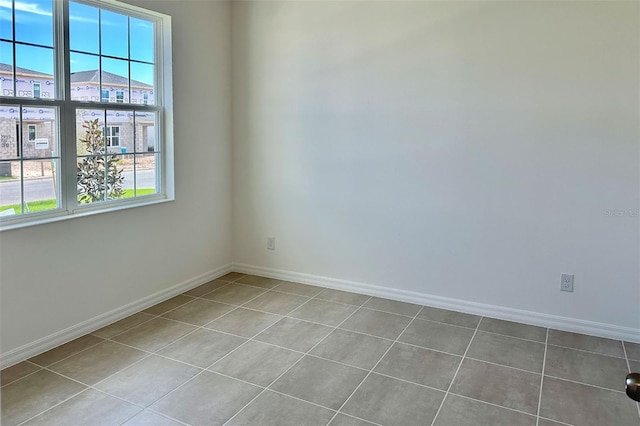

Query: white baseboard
[[0, 264, 233, 369], [233, 263, 640, 343]]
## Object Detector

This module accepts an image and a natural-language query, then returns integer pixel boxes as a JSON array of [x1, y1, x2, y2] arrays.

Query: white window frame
[[100, 89, 109, 103], [105, 125, 120, 147], [0, 0, 174, 231], [116, 90, 124, 103], [33, 83, 41, 98]]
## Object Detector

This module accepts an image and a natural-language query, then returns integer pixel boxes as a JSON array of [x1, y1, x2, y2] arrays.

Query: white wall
[[232, 1, 640, 332], [0, 0, 232, 356]]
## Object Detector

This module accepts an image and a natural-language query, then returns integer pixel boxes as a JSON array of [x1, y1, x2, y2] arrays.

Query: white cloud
[[69, 14, 97, 24], [0, 0, 52, 17]]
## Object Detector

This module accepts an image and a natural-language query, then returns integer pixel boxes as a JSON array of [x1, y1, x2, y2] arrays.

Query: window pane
[[0, 161, 22, 214], [14, 0, 53, 47], [134, 111, 156, 153], [77, 155, 105, 203], [130, 17, 154, 63], [77, 152, 126, 204], [131, 62, 154, 105], [134, 153, 157, 196], [21, 106, 57, 159], [107, 154, 129, 200], [0, 41, 13, 96], [76, 109, 105, 154], [102, 57, 129, 103], [76, 109, 126, 204], [107, 110, 132, 153], [16, 44, 54, 99], [100, 10, 128, 59], [23, 158, 59, 212], [0, 105, 19, 160], [0, 1, 12, 40], [69, 1, 99, 54], [0, 158, 60, 216], [70, 52, 99, 101]]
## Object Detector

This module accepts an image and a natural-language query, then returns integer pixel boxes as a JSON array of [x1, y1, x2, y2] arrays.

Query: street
[[0, 169, 156, 205]]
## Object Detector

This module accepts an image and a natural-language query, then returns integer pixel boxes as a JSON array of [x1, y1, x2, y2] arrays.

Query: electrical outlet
[[267, 237, 275, 250], [560, 274, 574, 292]]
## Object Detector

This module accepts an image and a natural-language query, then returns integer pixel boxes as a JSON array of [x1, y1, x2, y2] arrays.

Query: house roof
[[0, 63, 52, 77], [0, 63, 151, 88], [70, 69, 152, 88]]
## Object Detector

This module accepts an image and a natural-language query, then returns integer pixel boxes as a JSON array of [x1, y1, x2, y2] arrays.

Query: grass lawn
[[0, 188, 156, 214]]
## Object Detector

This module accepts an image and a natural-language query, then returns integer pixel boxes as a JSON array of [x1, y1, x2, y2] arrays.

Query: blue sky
[[0, 0, 154, 85]]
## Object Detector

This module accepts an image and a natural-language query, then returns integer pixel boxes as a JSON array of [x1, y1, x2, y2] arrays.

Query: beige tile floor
[[2, 273, 640, 426]]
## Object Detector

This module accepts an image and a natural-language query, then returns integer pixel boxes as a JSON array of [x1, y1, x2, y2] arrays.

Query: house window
[[143, 93, 149, 105], [1, 0, 174, 230], [106, 126, 120, 147], [28, 125, 37, 141]]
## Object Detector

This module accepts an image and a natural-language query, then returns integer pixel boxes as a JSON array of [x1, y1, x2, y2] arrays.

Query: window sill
[[0, 195, 174, 232]]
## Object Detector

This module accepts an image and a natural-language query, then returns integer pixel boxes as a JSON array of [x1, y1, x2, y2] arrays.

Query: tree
[[77, 119, 124, 203]]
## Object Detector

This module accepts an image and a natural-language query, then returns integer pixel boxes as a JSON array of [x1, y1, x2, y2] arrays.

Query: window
[[143, 93, 148, 105], [0, 0, 174, 230], [106, 126, 120, 147], [28, 125, 36, 141]]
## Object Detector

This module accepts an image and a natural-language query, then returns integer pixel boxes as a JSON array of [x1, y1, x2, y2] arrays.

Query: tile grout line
[[7, 275, 633, 425], [138, 306, 630, 398], [222, 295, 375, 426], [118, 275, 279, 356], [105, 282, 294, 422], [13, 357, 159, 425], [12, 274, 245, 376], [451, 356, 540, 376], [124, 281, 326, 425], [14, 386, 91, 426], [12, 276, 265, 426], [324, 305, 426, 426], [91, 312, 159, 340], [429, 314, 483, 426], [265, 388, 385, 426], [202, 284, 324, 374], [542, 374, 629, 394], [3, 278, 303, 423], [199, 279, 419, 319], [16, 303, 622, 424], [545, 342, 629, 361], [537, 415, 574, 426], [83, 285, 376, 399], [117, 408, 190, 426], [474, 328, 549, 345], [24, 336, 107, 372], [1, 366, 44, 389], [445, 392, 538, 419], [623, 341, 633, 373], [110, 336, 549, 424], [535, 327, 549, 426]]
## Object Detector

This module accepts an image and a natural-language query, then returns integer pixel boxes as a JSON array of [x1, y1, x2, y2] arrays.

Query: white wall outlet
[[560, 274, 574, 292], [267, 237, 275, 250]]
